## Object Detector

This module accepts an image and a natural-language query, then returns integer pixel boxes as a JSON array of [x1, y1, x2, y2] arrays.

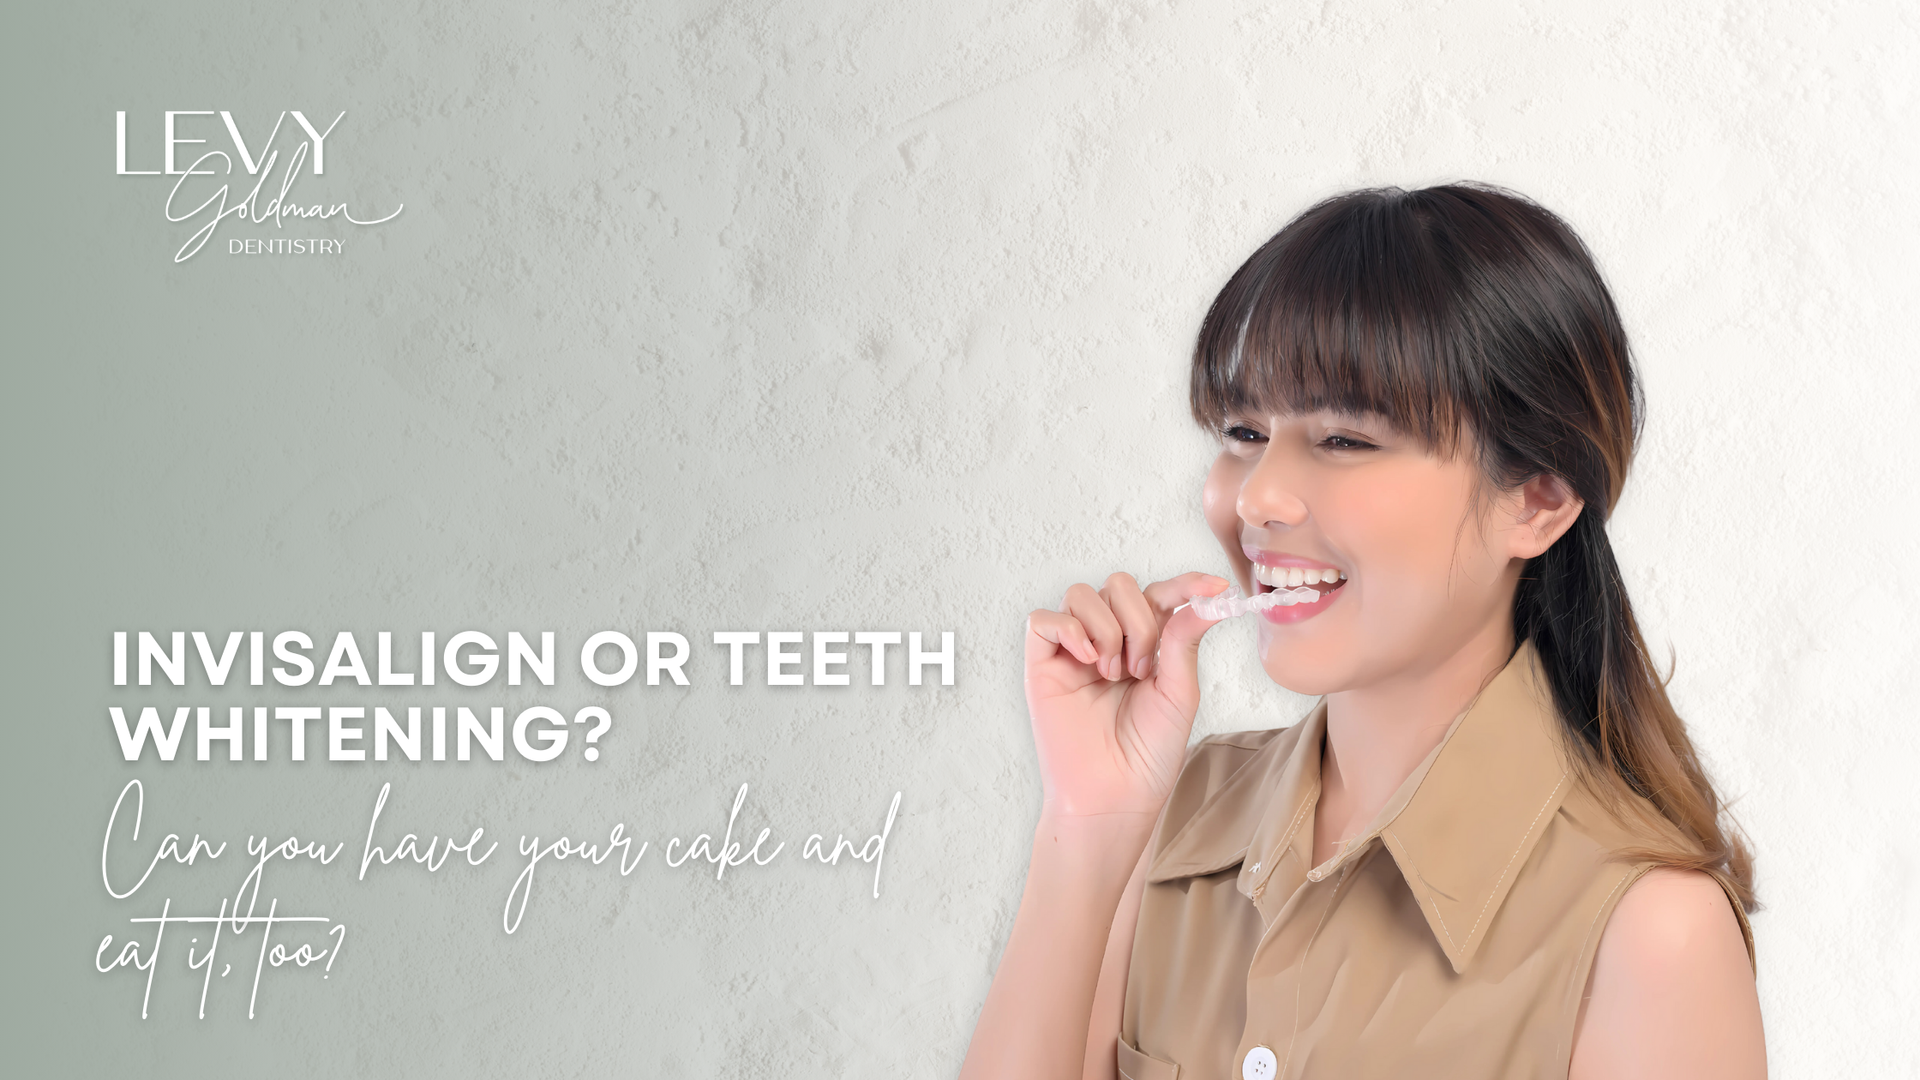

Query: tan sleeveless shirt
[[1118, 641, 1753, 1080]]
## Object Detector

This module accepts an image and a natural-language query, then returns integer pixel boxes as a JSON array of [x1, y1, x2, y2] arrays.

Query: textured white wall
[[5, 0, 1916, 1075]]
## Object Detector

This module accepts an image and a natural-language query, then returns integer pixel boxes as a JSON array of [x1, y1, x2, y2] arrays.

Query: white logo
[[115, 110, 403, 263]]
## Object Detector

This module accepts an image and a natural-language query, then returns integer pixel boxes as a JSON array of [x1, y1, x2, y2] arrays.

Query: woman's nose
[[1238, 451, 1309, 529]]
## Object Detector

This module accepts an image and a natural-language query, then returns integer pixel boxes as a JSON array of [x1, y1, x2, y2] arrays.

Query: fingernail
[[1131, 657, 1148, 679]]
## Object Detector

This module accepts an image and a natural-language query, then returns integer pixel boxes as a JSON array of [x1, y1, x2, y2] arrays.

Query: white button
[[1243, 1044, 1278, 1080]]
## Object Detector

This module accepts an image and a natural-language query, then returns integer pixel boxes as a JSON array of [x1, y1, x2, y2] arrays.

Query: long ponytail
[[1519, 502, 1756, 911]]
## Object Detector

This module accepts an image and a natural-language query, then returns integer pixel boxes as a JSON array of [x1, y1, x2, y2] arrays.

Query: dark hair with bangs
[[1192, 183, 1755, 916]]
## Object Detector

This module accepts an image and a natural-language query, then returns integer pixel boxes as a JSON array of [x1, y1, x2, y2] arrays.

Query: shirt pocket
[[1116, 1037, 1181, 1080]]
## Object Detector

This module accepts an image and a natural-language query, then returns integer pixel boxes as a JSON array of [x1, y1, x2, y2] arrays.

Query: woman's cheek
[[1356, 574, 1430, 650], [1203, 453, 1251, 587]]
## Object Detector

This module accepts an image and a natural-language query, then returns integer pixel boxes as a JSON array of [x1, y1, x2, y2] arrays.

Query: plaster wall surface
[[3, 1, 1915, 1075]]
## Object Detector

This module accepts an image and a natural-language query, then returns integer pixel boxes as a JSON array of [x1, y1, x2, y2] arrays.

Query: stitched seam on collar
[[1462, 774, 1569, 946], [1152, 725, 1312, 882], [1386, 828, 1461, 952], [1257, 783, 1317, 888], [1255, 708, 1325, 887]]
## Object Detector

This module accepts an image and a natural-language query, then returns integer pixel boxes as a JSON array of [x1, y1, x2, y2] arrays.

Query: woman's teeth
[[1187, 583, 1338, 620], [1186, 563, 1351, 620], [1252, 564, 1347, 588]]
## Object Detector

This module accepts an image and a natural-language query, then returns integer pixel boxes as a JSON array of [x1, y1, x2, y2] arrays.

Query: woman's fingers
[[1062, 582, 1126, 680], [1150, 575, 1232, 710], [1142, 572, 1231, 619], [1036, 572, 1235, 682], [1026, 608, 1098, 667], [1030, 572, 1232, 684], [1116, 572, 1230, 680], [1100, 573, 1161, 681]]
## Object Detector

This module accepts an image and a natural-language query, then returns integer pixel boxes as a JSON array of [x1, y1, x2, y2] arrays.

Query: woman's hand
[[958, 571, 1232, 1080], [1024, 571, 1232, 819]]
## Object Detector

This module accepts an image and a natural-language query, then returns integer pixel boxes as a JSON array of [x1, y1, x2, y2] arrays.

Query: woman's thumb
[[1153, 593, 1229, 712]]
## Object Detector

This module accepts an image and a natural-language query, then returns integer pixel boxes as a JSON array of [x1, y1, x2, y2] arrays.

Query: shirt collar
[[1145, 640, 1572, 974]]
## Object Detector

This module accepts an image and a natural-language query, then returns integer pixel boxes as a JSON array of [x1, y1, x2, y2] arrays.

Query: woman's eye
[[1319, 434, 1378, 451], [1221, 424, 1267, 444]]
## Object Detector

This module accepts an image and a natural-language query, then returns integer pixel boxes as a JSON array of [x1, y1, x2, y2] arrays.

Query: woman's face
[[1202, 408, 1560, 695]]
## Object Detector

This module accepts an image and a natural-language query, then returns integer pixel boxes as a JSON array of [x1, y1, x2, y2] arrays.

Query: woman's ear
[[1507, 473, 1585, 559]]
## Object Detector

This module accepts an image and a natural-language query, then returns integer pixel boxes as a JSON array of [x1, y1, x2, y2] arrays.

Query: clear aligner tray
[[1186, 583, 1323, 620]]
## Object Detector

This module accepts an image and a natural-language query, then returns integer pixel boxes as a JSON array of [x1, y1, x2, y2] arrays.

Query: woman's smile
[[1244, 548, 1349, 623]]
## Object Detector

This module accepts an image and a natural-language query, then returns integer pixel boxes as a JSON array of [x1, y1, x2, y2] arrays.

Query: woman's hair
[[1190, 183, 1755, 912]]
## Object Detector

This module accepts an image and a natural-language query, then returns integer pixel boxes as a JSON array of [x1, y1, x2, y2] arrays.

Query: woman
[[960, 185, 1764, 1080]]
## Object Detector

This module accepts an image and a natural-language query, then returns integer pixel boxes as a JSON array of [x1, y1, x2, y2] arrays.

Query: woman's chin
[[1256, 626, 1354, 698], [1265, 672, 1343, 698], [1256, 652, 1344, 698]]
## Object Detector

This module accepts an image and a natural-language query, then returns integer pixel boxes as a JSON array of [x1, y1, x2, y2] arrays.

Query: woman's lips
[[1242, 550, 1348, 624], [1259, 583, 1342, 624], [1242, 547, 1347, 581]]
